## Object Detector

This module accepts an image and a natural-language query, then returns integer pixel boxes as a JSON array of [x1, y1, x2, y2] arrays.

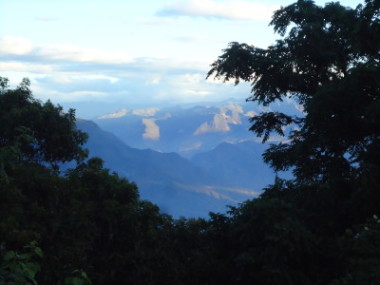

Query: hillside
[[77, 119, 261, 217]]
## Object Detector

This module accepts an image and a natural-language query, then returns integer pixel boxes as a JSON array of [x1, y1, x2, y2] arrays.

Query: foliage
[[0, 241, 43, 285], [0, 77, 88, 168], [207, 0, 380, 283], [207, 0, 380, 184], [1, 0, 379, 284], [63, 270, 92, 285]]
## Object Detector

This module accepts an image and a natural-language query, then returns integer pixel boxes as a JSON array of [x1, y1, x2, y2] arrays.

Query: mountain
[[78, 101, 299, 217], [76, 120, 260, 218], [191, 141, 275, 190], [94, 102, 256, 157], [94, 101, 304, 158]]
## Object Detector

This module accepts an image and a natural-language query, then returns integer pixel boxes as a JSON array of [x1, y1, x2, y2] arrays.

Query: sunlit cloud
[[194, 104, 245, 135], [142, 118, 160, 140], [194, 114, 231, 134], [133, 108, 160, 116], [98, 109, 129, 119]]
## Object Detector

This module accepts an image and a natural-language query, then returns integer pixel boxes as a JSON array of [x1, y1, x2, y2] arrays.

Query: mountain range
[[76, 101, 298, 217]]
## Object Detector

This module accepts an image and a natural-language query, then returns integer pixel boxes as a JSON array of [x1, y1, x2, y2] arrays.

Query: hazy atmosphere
[[0, 0, 360, 118]]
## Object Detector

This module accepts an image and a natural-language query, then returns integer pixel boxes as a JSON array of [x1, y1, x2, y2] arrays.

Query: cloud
[[32, 88, 108, 102], [133, 108, 160, 116], [0, 36, 208, 76], [0, 37, 33, 55], [194, 113, 231, 134], [0, 37, 133, 66], [157, 0, 278, 21], [97, 107, 160, 119], [220, 103, 244, 124], [244, 110, 257, 117], [194, 103, 245, 135], [98, 109, 129, 119], [0, 37, 251, 115], [173, 35, 218, 44], [180, 141, 203, 152], [142, 118, 160, 140], [183, 89, 212, 96], [36, 44, 133, 64], [0, 62, 53, 73]]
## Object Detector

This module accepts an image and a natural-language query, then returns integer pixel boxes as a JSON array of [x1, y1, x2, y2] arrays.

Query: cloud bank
[[0, 36, 251, 118]]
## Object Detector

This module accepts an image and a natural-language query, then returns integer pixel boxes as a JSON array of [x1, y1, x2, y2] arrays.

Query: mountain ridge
[[76, 119, 262, 217]]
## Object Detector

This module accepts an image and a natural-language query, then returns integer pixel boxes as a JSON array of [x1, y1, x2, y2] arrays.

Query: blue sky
[[1, 0, 362, 118]]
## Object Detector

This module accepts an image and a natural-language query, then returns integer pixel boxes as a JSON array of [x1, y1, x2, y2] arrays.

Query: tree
[[207, 0, 379, 183], [207, 0, 380, 220], [0, 78, 193, 284], [207, 0, 380, 283], [0, 77, 88, 169]]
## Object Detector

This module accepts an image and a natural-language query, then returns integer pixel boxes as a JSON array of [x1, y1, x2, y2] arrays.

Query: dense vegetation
[[1, 0, 379, 284]]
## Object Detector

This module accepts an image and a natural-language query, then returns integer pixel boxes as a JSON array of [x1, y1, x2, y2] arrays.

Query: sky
[[0, 0, 362, 119]]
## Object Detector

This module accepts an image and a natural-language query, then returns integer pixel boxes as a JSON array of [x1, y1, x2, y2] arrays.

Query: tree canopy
[[206, 0, 380, 282], [0, 77, 88, 169], [207, 0, 379, 183]]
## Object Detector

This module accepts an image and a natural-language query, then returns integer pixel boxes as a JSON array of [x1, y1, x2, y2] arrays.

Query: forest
[[1, 0, 379, 284]]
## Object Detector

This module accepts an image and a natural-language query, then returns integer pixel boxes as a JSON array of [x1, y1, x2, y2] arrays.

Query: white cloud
[[158, 0, 278, 21], [244, 110, 257, 117], [0, 37, 33, 55], [194, 113, 230, 134], [220, 103, 244, 125], [132, 108, 160, 116], [142, 118, 160, 140], [0, 37, 250, 113], [174, 34, 217, 44], [98, 109, 129, 119], [0, 37, 210, 77], [194, 103, 246, 135], [33, 88, 108, 102], [0, 62, 53, 73], [138, 17, 182, 26], [0, 36, 133, 66], [36, 44, 133, 64], [68, 91, 106, 97], [183, 89, 212, 96]]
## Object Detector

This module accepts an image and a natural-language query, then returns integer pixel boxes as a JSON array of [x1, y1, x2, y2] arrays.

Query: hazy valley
[[77, 101, 297, 217]]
